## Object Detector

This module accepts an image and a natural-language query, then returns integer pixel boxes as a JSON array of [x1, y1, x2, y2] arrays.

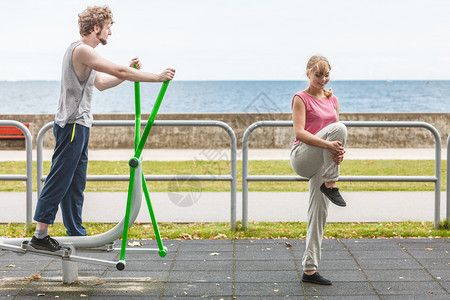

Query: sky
[[1, 0, 450, 81]]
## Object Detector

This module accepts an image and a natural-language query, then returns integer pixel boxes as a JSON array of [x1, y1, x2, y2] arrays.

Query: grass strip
[[0, 159, 447, 192], [1, 221, 449, 240]]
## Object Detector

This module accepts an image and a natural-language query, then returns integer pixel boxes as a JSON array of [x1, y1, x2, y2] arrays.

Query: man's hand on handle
[[158, 68, 175, 82]]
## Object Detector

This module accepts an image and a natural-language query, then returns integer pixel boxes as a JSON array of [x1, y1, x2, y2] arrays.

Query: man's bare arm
[[94, 73, 124, 91], [73, 44, 175, 87], [95, 58, 142, 91]]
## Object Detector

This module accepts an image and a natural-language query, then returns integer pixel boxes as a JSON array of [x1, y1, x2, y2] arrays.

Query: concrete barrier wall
[[0, 113, 448, 150]]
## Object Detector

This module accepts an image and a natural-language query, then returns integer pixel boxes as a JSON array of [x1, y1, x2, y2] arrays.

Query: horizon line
[[0, 79, 448, 82]]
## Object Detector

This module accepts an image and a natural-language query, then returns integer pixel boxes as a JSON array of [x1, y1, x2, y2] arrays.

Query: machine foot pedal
[[21, 241, 72, 258]]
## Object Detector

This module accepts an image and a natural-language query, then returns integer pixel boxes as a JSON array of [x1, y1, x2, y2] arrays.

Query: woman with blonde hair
[[290, 55, 347, 285]]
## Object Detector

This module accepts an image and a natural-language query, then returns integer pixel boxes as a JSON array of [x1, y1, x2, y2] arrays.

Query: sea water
[[0, 80, 449, 114]]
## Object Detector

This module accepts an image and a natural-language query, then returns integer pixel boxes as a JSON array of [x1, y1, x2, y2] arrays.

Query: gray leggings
[[290, 122, 347, 271]]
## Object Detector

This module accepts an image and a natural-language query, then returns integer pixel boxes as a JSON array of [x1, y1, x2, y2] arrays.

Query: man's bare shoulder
[[71, 43, 100, 77], [73, 43, 95, 57], [72, 43, 101, 69]]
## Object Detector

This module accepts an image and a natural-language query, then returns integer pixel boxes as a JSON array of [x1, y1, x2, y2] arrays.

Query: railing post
[[447, 135, 449, 223], [36, 122, 53, 196], [242, 126, 249, 230], [0, 120, 33, 229], [224, 124, 237, 231], [431, 124, 441, 230], [242, 122, 263, 230], [24, 124, 32, 229]]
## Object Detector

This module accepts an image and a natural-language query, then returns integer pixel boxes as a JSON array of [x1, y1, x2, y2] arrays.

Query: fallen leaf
[[180, 233, 192, 240], [5, 265, 16, 268], [212, 234, 227, 239], [285, 242, 292, 247], [425, 248, 433, 251], [25, 273, 42, 280], [127, 241, 142, 247]]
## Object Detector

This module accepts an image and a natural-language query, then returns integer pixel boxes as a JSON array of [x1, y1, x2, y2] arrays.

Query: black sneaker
[[28, 235, 66, 252], [302, 272, 332, 285], [320, 183, 346, 207]]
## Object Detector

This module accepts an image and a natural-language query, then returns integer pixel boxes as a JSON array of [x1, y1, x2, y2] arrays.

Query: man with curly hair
[[29, 6, 175, 252]]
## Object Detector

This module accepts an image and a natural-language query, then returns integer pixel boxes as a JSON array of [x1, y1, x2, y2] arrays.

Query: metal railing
[[0, 120, 33, 228], [447, 135, 449, 223], [242, 121, 442, 229], [36, 120, 238, 230]]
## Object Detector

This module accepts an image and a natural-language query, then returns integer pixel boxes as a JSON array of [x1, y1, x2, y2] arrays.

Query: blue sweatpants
[[34, 123, 90, 236]]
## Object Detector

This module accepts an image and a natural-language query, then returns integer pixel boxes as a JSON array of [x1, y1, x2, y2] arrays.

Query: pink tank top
[[292, 90, 338, 144]]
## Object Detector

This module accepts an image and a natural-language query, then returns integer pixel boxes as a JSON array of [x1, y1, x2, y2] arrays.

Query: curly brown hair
[[78, 6, 114, 37]]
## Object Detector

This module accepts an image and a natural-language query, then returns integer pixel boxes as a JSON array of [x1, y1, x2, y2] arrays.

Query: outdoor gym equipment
[[0, 78, 170, 274]]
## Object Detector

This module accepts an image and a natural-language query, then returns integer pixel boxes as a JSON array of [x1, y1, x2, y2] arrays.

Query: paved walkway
[[1, 191, 447, 223], [0, 238, 449, 299]]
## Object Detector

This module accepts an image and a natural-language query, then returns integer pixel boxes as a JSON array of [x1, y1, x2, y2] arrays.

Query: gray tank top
[[55, 41, 96, 128]]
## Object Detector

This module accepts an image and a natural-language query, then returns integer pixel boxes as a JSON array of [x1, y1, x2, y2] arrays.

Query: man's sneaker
[[28, 235, 67, 252], [302, 272, 332, 285], [320, 183, 346, 207]]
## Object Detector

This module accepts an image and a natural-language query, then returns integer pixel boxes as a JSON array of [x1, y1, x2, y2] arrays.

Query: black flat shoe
[[302, 272, 332, 285], [28, 235, 65, 252], [320, 183, 346, 207]]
